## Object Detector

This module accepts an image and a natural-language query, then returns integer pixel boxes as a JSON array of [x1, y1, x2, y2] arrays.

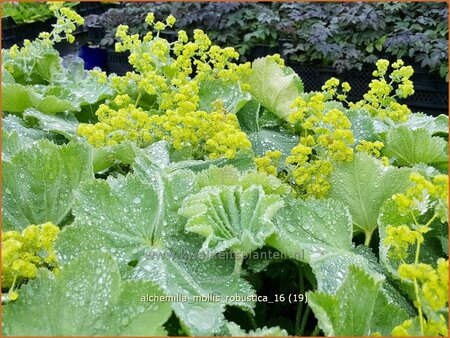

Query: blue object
[[79, 45, 107, 70]]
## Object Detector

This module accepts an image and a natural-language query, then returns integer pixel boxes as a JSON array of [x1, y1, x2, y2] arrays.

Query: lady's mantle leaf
[[267, 197, 366, 293], [2, 83, 79, 114], [198, 79, 251, 114], [308, 265, 409, 336], [226, 322, 288, 336], [132, 242, 256, 336], [383, 126, 448, 167], [179, 185, 284, 255], [267, 197, 353, 262], [196, 165, 293, 197], [247, 57, 303, 121], [56, 174, 164, 265], [23, 108, 80, 141], [403, 113, 448, 136], [267, 197, 414, 314], [2, 251, 171, 336], [2, 140, 93, 231], [330, 152, 411, 235]]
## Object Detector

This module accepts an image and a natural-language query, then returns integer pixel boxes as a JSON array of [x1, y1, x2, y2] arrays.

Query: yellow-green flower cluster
[[290, 159, 334, 198], [350, 59, 414, 122], [392, 315, 448, 337], [321, 77, 351, 101], [43, 1, 84, 44], [398, 259, 448, 311], [384, 224, 429, 260], [2, 222, 60, 297], [392, 259, 449, 336], [77, 100, 251, 160], [392, 173, 448, 220], [266, 54, 285, 68], [286, 93, 354, 198], [4, 4, 84, 80], [111, 14, 252, 114], [386, 225, 449, 336], [255, 150, 282, 176], [4, 2, 84, 81], [355, 140, 389, 165], [90, 68, 108, 84], [144, 12, 176, 30], [385, 171, 449, 336]]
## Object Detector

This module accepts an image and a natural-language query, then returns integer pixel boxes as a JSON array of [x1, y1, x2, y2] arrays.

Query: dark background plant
[[86, 2, 281, 57], [278, 2, 448, 78], [87, 1, 448, 78]]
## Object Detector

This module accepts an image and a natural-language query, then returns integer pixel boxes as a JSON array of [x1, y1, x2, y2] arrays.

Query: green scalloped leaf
[[248, 128, 298, 166], [404, 113, 449, 136], [226, 322, 288, 336], [2, 69, 112, 115], [383, 126, 448, 168], [346, 108, 377, 144], [56, 173, 164, 265], [198, 79, 251, 114], [23, 108, 80, 141], [2, 251, 171, 336], [179, 184, 284, 256], [196, 165, 293, 197], [132, 242, 256, 336], [2, 115, 46, 140], [92, 141, 140, 172], [2, 83, 35, 112], [308, 265, 409, 336], [2, 130, 32, 162], [330, 152, 412, 236], [2, 83, 79, 114], [2, 140, 93, 231], [267, 197, 353, 263], [247, 57, 303, 121], [266, 197, 415, 313]]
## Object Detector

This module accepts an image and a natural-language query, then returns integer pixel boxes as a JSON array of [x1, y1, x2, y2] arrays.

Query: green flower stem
[[299, 306, 311, 336], [312, 324, 320, 336], [413, 240, 424, 336], [246, 311, 257, 330], [233, 254, 244, 275], [294, 268, 305, 335], [7, 276, 18, 301], [364, 229, 374, 246], [135, 92, 143, 107], [411, 212, 437, 336]]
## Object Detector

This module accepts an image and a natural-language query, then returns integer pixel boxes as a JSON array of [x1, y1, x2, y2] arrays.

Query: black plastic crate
[[249, 44, 278, 61], [106, 50, 133, 75], [2, 17, 16, 48], [288, 63, 337, 92], [77, 2, 105, 16], [12, 18, 55, 44]]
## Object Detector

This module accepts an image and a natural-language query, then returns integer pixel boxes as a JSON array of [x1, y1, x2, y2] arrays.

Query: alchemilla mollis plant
[[1, 2, 448, 337]]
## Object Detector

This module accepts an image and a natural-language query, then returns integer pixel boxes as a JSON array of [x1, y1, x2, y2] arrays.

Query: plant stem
[[312, 324, 320, 336], [233, 254, 244, 275], [423, 213, 438, 229], [409, 211, 439, 336], [414, 239, 424, 336], [135, 92, 143, 107], [247, 311, 257, 330], [364, 229, 374, 246], [294, 268, 305, 335], [9, 276, 17, 297], [299, 306, 311, 336]]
